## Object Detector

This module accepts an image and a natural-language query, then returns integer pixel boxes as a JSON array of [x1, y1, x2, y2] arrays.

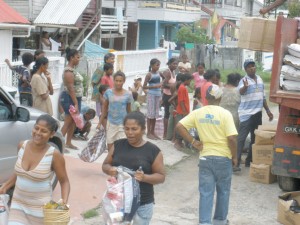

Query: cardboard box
[[297, 39, 300, 44], [238, 17, 276, 52], [278, 191, 300, 225], [254, 129, 275, 145], [258, 124, 278, 132], [249, 163, 277, 184], [252, 144, 274, 165]]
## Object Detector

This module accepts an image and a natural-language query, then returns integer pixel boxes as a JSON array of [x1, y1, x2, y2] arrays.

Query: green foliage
[[288, 2, 300, 18], [82, 208, 99, 219], [218, 67, 271, 83], [176, 26, 214, 44], [80, 73, 89, 97]]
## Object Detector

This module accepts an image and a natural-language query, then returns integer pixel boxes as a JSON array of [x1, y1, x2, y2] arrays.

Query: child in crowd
[[97, 71, 133, 151], [166, 74, 185, 141], [129, 75, 147, 104], [101, 63, 114, 88], [143, 58, 162, 140], [174, 73, 193, 150], [5, 53, 34, 106], [193, 87, 202, 110], [74, 107, 96, 140], [131, 91, 141, 112], [178, 54, 192, 73], [91, 53, 115, 119], [192, 63, 206, 89]]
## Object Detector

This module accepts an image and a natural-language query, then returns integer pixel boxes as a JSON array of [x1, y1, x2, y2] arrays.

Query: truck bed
[[270, 16, 300, 110]]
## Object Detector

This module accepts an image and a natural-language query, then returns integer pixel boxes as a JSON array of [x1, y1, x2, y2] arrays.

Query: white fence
[[0, 48, 169, 117], [0, 57, 65, 119], [84, 48, 168, 91], [113, 48, 168, 89]]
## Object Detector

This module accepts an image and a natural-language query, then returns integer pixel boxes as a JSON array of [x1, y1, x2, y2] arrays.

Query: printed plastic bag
[[102, 166, 140, 225], [0, 194, 10, 225], [69, 105, 84, 129]]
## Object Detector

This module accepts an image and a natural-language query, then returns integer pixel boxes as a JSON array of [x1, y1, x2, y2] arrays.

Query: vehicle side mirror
[[16, 107, 30, 122]]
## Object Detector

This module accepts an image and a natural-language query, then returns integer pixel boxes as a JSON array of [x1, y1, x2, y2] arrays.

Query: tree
[[288, 1, 300, 18], [176, 26, 214, 44]]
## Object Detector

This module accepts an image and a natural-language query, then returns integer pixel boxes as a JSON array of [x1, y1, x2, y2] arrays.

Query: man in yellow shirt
[[176, 84, 238, 225]]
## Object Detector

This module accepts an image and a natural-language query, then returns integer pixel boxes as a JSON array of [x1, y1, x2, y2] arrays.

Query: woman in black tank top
[[102, 111, 165, 224]]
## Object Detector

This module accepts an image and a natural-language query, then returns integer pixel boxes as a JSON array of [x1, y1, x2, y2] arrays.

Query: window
[[0, 97, 11, 121]]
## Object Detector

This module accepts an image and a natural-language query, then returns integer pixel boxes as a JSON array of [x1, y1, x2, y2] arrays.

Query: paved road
[[54, 115, 187, 224], [56, 99, 279, 224]]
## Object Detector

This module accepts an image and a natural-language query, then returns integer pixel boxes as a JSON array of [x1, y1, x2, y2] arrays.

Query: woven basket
[[43, 208, 70, 225]]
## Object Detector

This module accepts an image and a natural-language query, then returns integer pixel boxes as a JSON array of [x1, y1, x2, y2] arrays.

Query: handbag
[[69, 105, 84, 129]]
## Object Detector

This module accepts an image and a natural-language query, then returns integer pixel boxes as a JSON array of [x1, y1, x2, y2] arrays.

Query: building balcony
[[136, 1, 203, 22], [139, 1, 201, 11]]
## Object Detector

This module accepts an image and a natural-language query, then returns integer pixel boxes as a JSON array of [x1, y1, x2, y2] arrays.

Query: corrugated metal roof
[[0, 0, 30, 24], [34, 0, 91, 28]]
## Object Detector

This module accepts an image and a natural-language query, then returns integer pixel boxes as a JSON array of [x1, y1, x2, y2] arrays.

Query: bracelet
[[191, 138, 196, 145], [266, 109, 270, 113]]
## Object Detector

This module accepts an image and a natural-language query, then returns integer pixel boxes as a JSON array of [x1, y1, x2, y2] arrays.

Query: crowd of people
[[1, 47, 275, 224]]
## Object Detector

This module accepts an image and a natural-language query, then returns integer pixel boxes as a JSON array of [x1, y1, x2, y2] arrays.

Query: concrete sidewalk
[[58, 100, 189, 224]]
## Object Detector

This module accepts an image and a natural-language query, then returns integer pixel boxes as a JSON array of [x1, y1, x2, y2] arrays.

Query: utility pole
[[96, 0, 102, 46]]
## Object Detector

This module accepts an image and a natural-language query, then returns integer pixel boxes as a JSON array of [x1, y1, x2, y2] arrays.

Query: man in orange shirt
[[174, 73, 193, 150]]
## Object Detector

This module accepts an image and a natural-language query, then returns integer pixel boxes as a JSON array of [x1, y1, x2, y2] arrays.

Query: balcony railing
[[139, 1, 201, 11], [100, 15, 128, 32]]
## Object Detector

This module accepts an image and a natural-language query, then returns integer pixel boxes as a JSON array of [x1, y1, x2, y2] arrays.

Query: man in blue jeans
[[176, 84, 238, 225], [237, 59, 273, 168]]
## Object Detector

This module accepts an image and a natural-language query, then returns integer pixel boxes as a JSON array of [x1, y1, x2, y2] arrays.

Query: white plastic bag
[[0, 194, 9, 225], [102, 167, 140, 225]]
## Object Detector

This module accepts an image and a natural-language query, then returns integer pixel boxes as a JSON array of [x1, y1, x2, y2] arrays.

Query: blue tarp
[[84, 40, 109, 58]]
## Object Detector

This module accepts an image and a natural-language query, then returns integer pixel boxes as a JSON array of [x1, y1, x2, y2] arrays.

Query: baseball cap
[[134, 75, 142, 80], [206, 84, 223, 100], [243, 59, 255, 69]]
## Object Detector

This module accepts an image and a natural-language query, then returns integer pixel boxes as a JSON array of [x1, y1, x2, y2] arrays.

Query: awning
[[0, 0, 33, 37], [34, 0, 91, 29], [0, 0, 30, 24]]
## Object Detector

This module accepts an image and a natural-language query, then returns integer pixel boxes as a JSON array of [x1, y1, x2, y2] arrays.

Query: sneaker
[[78, 134, 87, 141]]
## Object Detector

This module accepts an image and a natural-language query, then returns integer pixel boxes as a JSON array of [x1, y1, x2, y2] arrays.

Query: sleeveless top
[[163, 69, 176, 96], [112, 139, 160, 205], [63, 66, 84, 97], [147, 72, 161, 96], [9, 141, 55, 224]]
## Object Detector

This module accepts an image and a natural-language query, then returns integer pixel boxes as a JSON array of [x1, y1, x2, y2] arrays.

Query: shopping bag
[[78, 126, 106, 162], [0, 194, 9, 225], [69, 105, 84, 129], [102, 166, 140, 224]]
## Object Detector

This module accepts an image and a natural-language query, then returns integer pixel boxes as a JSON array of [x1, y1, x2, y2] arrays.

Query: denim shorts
[[132, 202, 154, 225], [60, 91, 82, 115]]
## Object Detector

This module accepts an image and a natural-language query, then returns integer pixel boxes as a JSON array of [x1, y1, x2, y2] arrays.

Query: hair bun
[[65, 47, 71, 54]]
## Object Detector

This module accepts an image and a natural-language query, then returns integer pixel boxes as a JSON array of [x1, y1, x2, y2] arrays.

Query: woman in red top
[[201, 69, 218, 106], [174, 73, 193, 150]]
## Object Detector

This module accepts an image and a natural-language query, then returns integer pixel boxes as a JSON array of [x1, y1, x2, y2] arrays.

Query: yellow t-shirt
[[179, 105, 237, 159]]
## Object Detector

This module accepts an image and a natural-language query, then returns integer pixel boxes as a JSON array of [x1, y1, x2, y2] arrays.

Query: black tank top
[[112, 139, 160, 205]]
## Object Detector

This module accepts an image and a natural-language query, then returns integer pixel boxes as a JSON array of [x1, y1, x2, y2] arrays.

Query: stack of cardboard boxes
[[249, 124, 277, 184]]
